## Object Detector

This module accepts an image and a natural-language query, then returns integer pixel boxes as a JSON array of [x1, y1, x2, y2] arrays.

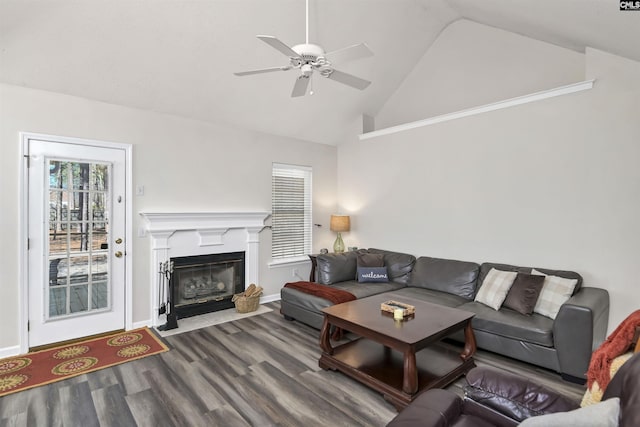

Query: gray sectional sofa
[[280, 248, 610, 382]]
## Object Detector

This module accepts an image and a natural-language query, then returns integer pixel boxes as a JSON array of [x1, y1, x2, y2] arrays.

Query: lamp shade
[[330, 215, 350, 232]]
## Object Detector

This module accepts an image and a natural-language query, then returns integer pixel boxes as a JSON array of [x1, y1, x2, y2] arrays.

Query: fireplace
[[139, 211, 269, 329], [171, 251, 245, 318]]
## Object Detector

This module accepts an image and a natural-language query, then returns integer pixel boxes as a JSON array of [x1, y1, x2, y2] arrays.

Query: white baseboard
[[131, 320, 152, 329], [0, 345, 21, 358], [260, 293, 280, 304]]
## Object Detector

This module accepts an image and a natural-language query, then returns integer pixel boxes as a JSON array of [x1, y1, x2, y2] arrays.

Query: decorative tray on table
[[380, 300, 416, 316]]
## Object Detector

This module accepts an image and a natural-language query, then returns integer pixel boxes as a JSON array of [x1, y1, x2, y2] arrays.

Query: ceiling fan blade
[[291, 75, 311, 97], [325, 43, 373, 64], [326, 69, 371, 90], [257, 35, 301, 58], [234, 66, 291, 76]]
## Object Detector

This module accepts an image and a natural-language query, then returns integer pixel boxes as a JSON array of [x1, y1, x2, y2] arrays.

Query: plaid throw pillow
[[531, 269, 578, 319], [474, 268, 518, 310]]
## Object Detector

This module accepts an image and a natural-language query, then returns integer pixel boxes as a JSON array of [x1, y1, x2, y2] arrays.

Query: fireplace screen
[[171, 251, 245, 318]]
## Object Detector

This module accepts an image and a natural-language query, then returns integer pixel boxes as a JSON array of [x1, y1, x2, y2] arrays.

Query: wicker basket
[[232, 283, 263, 313], [232, 294, 261, 313]]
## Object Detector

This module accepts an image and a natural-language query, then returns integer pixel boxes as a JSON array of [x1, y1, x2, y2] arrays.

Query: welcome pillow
[[357, 266, 389, 283], [474, 268, 517, 310]]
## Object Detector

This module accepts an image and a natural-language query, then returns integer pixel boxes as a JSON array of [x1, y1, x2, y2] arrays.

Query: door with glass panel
[[28, 139, 126, 347]]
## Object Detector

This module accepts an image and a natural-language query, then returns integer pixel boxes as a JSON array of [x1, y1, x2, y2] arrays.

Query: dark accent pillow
[[357, 267, 389, 283], [503, 273, 545, 315], [357, 253, 384, 268]]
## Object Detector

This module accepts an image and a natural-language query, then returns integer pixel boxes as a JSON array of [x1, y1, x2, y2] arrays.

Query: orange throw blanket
[[284, 281, 356, 305], [587, 310, 640, 390]]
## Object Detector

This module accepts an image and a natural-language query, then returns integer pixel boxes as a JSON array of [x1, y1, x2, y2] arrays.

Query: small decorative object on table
[[381, 300, 416, 317], [232, 283, 263, 313], [320, 248, 329, 254]]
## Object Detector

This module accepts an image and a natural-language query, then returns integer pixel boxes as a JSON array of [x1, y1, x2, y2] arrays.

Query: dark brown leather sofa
[[387, 351, 640, 427]]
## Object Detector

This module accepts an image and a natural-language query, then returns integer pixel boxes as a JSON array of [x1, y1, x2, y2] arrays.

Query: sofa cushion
[[474, 268, 517, 310], [316, 251, 358, 285], [408, 256, 480, 300], [384, 287, 469, 308], [458, 301, 554, 347], [503, 273, 545, 315], [331, 280, 405, 299], [281, 280, 404, 313], [478, 263, 583, 294], [367, 248, 416, 285]]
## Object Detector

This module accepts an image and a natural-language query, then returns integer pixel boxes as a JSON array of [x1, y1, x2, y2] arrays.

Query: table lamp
[[330, 215, 350, 253]]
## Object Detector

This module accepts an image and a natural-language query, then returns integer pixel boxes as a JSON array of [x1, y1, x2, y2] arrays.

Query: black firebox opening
[[170, 251, 245, 320]]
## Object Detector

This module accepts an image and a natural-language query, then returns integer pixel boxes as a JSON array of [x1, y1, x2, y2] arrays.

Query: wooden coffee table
[[319, 294, 476, 410]]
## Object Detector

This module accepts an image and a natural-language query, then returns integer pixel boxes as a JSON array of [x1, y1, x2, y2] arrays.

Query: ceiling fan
[[234, 0, 373, 97]]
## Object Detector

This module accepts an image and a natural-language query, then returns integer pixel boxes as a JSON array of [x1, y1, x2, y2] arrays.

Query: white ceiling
[[1, 0, 639, 145]]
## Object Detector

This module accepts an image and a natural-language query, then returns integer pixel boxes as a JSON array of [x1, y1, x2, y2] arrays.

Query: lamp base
[[333, 232, 345, 253]]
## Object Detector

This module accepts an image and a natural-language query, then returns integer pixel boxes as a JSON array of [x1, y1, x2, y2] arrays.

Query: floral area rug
[[0, 327, 168, 397]]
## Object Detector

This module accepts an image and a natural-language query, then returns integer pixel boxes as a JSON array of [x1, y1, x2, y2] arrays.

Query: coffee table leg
[[402, 350, 418, 394], [460, 320, 477, 361], [320, 316, 334, 355]]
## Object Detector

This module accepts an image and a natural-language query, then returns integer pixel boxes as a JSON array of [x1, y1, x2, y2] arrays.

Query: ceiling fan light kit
[[234, 0, 373, 97]]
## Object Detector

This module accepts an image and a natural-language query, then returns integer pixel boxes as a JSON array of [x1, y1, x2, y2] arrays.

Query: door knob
[[115, 238, 123, 244], [115, 251, 123, 258]]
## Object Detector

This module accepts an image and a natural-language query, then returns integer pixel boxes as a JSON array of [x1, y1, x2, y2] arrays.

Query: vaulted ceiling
[[1, 0, 638, 145]]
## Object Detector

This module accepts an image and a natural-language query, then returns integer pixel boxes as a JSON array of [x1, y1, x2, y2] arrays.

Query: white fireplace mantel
[[140, 211, 270, 244], [139, 211, 270, 326]]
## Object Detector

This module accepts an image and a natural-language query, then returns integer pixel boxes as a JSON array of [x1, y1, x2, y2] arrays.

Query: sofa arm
[[463, 366, 579, 423], [553, 287, 610, 381], [386, 389, 464, 427]]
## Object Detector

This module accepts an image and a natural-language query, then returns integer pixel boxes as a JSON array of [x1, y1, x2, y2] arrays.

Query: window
[[271, 163, 312, 260]]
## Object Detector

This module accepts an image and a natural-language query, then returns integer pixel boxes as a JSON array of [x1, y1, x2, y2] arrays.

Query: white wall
[[375, 19, 585, 129], [0, 84, 337, 352], [339, 47, 640, 334]]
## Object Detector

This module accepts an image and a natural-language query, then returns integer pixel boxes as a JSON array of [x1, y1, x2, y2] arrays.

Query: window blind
[[272, 163, 312, 260]]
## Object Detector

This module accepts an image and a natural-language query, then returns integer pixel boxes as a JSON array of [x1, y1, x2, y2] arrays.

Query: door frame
[[19, 132, 133, 354]]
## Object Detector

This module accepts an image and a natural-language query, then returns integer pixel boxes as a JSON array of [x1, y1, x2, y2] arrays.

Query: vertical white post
[[246, 227, 262, 288], [149, 232, 173, 327]]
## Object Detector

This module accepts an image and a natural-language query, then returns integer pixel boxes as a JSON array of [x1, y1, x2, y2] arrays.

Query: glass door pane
[[48, 160, 111, 319]]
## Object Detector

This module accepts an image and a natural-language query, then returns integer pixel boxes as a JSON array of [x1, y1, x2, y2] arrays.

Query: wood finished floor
[[0, 301, 584, 427]]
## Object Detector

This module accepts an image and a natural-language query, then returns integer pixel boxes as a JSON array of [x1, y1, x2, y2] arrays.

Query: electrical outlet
[[292, 268, 299, 277]]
